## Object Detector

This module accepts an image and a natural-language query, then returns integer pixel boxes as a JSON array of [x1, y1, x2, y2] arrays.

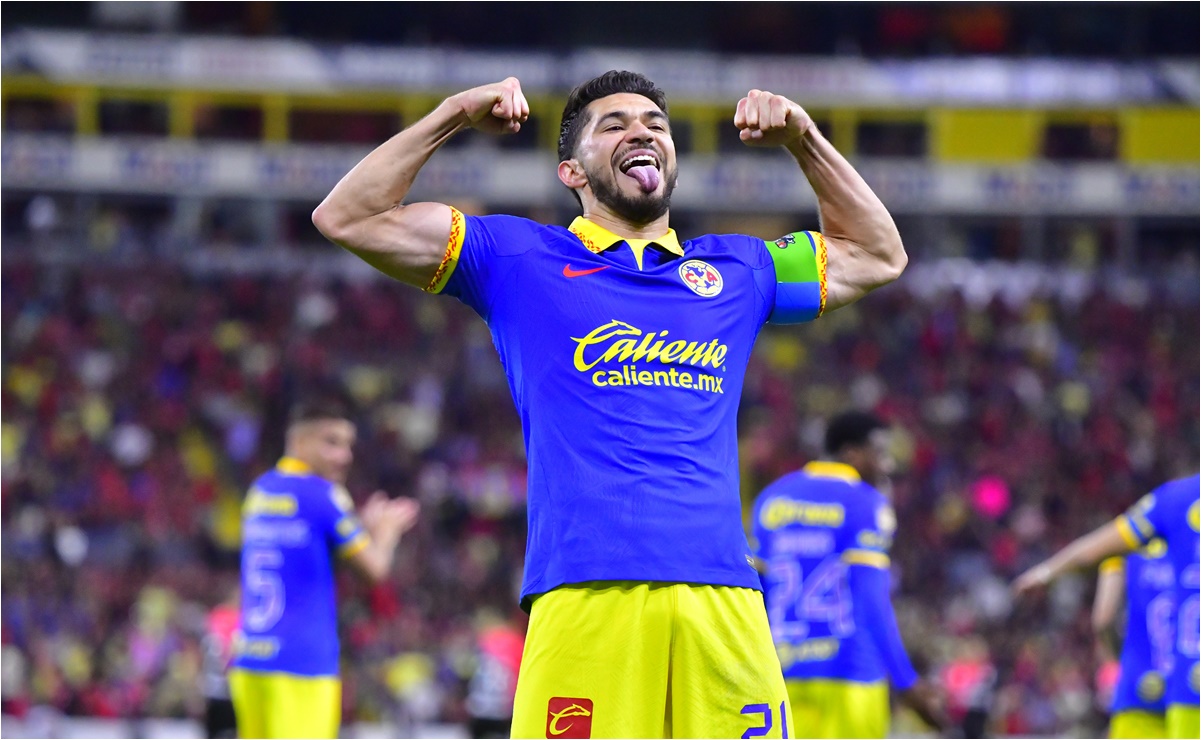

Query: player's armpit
[[315, 201, 456, 290], [821, 232, 907, 313]]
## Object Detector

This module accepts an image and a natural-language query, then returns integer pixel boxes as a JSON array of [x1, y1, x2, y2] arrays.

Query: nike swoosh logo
[[563, 264, 610, 278]]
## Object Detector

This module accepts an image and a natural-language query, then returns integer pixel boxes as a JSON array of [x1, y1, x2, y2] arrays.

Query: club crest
[[678, 260, 723, 298]]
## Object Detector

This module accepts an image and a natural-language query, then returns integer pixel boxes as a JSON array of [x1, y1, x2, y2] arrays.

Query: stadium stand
[[2, 3, 1198, 737]]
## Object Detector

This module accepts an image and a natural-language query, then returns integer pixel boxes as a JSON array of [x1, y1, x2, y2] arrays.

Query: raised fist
[[733, 90, 814, 148], [450, 77, 530, 135]]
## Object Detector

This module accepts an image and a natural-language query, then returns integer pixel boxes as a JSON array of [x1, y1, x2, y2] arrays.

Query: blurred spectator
[[466, 608, 526, 738], [200, 585, 239, 738]]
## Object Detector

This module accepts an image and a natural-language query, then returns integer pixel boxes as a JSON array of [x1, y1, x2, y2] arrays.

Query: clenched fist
[[734, 90, 814, 148], [449, 77, 530, 135]]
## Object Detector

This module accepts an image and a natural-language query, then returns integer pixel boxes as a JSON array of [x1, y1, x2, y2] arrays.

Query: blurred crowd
[[2, 231, 1196, 735]]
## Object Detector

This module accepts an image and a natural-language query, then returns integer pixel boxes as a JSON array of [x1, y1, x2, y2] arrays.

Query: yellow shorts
[[228, 668, 341, 739], [785, 679, 889, 738], [1166, 704, 1200, 740], [510, 581, 792, 739], [1110, 709, 1167, 738]]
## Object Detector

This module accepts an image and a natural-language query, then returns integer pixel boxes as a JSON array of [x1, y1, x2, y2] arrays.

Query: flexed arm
[[312, 78, 529, 288], [735, 90, 906, 312]]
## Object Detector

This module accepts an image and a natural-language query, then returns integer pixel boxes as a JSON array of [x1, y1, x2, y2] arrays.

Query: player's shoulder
[[840, 480, 887, 517], [1140, 475, 1199, 523], [1153, 474, 1200, 503], [466, 213, 568, 254], [266, 467, 339, 503], [683, 232, 771, 267]]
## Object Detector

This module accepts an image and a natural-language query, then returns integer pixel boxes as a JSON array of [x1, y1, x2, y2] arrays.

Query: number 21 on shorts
[[741, 701, 789, 739]]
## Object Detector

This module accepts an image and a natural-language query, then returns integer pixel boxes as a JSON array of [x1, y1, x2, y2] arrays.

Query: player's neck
[[581, 208, 671, 242]]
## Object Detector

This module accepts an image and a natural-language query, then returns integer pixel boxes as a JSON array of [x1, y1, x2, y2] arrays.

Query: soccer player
[[1014, 475, 1200, 740], [313, 71, 907, 738], [751, 411, 947, 738], [228, 401, 420, 739], [1091, 540, 1174, 738]]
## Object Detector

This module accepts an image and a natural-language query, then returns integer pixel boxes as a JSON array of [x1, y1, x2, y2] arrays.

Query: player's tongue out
[[626, 165, 660, 193]]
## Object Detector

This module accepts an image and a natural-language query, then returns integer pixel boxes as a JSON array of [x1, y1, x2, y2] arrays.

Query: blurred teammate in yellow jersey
[[228, 400, 419, 738], [752, 412, 948, 738]]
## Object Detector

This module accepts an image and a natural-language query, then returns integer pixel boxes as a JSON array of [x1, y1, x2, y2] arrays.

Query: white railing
[[4, 29, 1197, 106]]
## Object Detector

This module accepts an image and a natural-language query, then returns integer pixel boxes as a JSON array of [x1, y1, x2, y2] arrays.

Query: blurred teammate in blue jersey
[[228, 400, 420, 738], [1092, 539, 1175, 738], [752, 412, 948, 738], [1015, 475, 1200, 740], [313, 69, 907, 738]]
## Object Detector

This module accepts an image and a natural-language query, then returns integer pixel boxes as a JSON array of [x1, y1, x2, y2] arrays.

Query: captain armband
[[764, 231, 828, 324]]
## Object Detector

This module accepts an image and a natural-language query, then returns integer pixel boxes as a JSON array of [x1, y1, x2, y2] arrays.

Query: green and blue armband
[[764, 231, 828, 324]]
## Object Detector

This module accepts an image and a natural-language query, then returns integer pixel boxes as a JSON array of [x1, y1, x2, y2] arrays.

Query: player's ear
[[557, 159, 587, 190]]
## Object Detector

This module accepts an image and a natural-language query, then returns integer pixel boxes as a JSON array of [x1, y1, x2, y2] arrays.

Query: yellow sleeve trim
[[1099, 556, 1125, 575], [843, 549, 890, 569], [338, 532, 371, 559], [814, 232, 828, 318], [424, 207, 465, 294], [1114, 516, 1143, 549]]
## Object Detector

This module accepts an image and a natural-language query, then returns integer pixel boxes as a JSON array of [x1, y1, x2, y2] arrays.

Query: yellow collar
[[568, 217, 683, 270], [276, 456, 312, 475], [802, 461, 862, 483]]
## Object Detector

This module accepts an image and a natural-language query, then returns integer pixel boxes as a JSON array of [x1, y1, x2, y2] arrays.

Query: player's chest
[[498, 248, 756, 334]]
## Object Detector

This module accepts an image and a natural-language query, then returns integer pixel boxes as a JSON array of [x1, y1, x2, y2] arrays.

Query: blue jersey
[[232, 457, 369, 676], [1117, 475, 1201, 709], [431, 212, 825, 606], [1104, 543, 1175, 713], [751, 461, 918, 689]]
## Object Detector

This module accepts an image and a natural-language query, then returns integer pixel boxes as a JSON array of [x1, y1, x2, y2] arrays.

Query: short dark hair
[[558, 71, 668, 204], [824, 411, 887, 456], [288, 398, 352, 428]]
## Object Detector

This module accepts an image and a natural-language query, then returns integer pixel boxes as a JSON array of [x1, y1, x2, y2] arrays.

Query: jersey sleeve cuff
[[843, 549, 890, 569], [338, 532, 371, 559], [424, 207, 466, 294], [1114, 516, 1145, 549]]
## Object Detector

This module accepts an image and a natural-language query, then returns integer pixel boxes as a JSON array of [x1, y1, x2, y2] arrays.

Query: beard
[[585, 164, 679, 226]]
